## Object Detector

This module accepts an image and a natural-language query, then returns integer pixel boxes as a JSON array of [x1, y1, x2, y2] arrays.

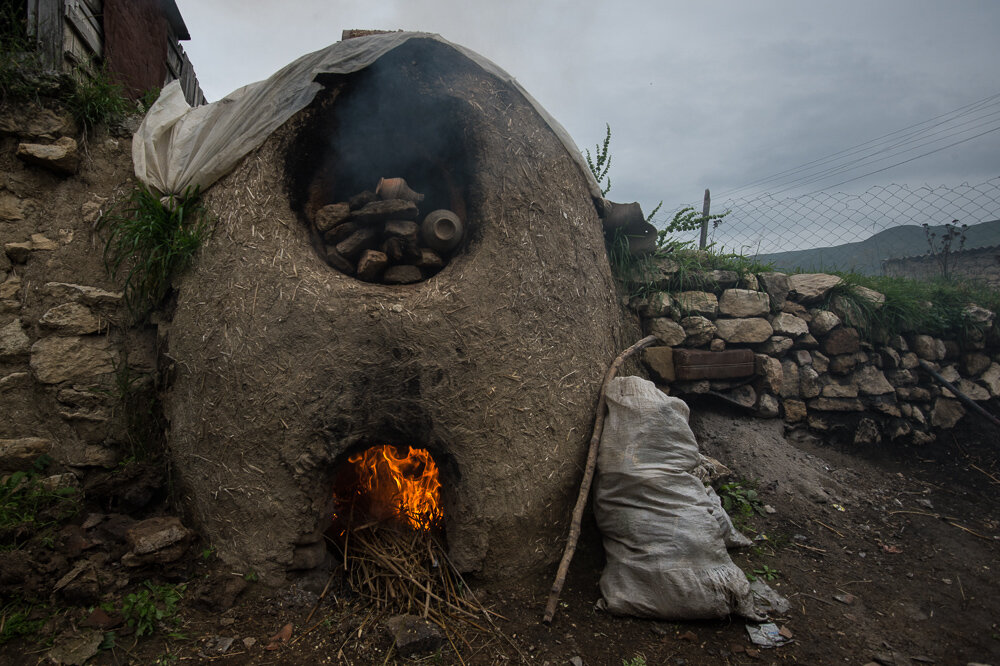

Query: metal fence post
[[699, 188, 710, 249]]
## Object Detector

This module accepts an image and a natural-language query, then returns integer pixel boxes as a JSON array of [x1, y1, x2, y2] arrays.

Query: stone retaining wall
[[0, 104, 154, 487], [632, 262, 999, 446]]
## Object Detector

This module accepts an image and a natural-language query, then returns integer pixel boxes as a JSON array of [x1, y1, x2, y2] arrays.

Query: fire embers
[[312, 177, 465, 284], [332, 445, 444, 533]]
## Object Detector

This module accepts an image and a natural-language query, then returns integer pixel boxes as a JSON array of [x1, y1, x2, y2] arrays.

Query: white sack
[[133, 32, 601, 199], [594, 376, 760, 620]]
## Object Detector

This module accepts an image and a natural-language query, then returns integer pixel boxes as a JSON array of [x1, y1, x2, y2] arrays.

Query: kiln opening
[[286, 43, 475, 285], [321, 443, 484, 618], [327, 443, 444, 539]]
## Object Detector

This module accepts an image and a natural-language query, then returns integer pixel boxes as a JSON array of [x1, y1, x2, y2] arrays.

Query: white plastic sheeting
[[132, 32, 601, 199], [594, 376, 761, 620]]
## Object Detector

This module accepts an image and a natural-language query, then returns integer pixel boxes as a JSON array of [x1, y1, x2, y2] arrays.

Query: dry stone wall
[[633, 261, 1000, 446], [0, 102, 155, 491]]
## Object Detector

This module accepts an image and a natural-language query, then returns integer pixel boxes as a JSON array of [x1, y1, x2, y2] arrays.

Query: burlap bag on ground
[[594, 376, 760, 619]]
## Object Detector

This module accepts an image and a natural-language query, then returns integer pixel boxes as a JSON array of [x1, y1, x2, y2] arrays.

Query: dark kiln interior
[[286, 45, 475, 283]]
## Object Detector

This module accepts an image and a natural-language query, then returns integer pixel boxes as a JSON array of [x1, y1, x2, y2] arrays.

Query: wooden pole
[[699, 188, 710, 249], [542, 335, 659, 624]]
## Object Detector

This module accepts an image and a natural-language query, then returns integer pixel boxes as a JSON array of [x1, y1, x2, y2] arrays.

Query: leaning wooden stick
[[917, 358, 1000, 428], [542, 334, 658, 623]]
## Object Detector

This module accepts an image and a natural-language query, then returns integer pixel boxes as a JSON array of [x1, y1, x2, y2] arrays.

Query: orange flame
[[337, 445, 443, 531]]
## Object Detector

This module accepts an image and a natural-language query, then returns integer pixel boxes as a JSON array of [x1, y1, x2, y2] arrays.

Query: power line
[[722, 99, 1000, 199], [759, 114, 1000, 196], [718, 92, 1000, 198], [798, 124, 1000, 196], [715, 91, 1000, 199]]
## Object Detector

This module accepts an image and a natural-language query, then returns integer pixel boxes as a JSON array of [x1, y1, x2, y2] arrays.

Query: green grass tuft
[[0, 601, 49, 645], [97, 184, 209, 319], [65, 66, 130, 133], [821, 272, 1000, 344], [0, 458, 80, 551]]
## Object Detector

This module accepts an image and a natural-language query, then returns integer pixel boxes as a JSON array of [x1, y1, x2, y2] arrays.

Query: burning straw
[[321, 443, 519, 661]]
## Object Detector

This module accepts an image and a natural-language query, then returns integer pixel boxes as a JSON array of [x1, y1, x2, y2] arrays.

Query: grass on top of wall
[[821, 272, 1000, 345]]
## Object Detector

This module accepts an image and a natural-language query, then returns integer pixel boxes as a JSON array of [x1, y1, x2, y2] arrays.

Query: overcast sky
[[172, 0, 1000, 252]]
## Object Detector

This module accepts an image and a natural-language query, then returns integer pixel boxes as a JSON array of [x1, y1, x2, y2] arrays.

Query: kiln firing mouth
[[329, 444, 445, 538]]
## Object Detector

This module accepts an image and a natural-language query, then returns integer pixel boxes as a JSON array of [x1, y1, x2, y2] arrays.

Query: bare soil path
[[3, 409, 998, 665]]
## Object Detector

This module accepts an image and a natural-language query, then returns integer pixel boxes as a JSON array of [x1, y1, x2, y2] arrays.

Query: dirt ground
[[3, 404, 999, 666]]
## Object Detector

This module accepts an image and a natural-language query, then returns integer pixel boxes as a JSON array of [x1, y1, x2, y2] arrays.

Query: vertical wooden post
[[699, 188, 711, 249]]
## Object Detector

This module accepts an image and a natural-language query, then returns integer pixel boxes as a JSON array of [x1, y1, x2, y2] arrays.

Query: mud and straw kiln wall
[[160, 41, 632, 582]]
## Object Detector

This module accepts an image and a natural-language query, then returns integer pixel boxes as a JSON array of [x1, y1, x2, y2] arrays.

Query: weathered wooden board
[[64, 0, 103, 58], [673, 348, 755, 381]]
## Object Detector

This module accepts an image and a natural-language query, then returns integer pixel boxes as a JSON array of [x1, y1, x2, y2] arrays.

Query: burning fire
[[335, 445, 443, 531]]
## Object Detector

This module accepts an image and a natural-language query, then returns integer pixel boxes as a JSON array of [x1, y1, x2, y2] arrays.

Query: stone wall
[[883, 245, 1000, 289], [633, 261, 1000, 446], [0, 102, 154, 494]]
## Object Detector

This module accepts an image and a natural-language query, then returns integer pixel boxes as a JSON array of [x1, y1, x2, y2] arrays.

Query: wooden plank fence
[[22, 0, 205, 106]]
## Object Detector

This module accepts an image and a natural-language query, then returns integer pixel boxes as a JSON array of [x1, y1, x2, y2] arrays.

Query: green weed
[[585, 123, 612, 196], [622, 656, 647, 666], [121, 581, 186, 637], [139, 86, 161, 113], [747, 564, 780, 582], [0, 458, 80, 550], [65, 65, 130, 134], [0, 600, 47, 645], [664, 246, 774, 293], [717, 480, 765, 528], [97, 184, 209, 319], [109, 356, 162, 459]]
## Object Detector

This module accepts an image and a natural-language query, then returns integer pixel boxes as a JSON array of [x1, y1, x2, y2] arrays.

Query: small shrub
[[0, 2, 39, 103], [97, 184, 209, 319], [656, 206, 730, 249], [923, 220, 967, 280]]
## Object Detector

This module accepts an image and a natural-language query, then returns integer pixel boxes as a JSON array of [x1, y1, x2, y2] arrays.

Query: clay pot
[[421, 210, 464, 253], [376, 177, 425, 203]]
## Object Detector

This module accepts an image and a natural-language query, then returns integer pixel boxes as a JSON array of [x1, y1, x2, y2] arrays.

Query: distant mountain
[[755, 219, 1000, 275]]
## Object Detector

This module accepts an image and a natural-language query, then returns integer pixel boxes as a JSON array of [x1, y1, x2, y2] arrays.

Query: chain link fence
[[666, 176, 1000, 275]]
